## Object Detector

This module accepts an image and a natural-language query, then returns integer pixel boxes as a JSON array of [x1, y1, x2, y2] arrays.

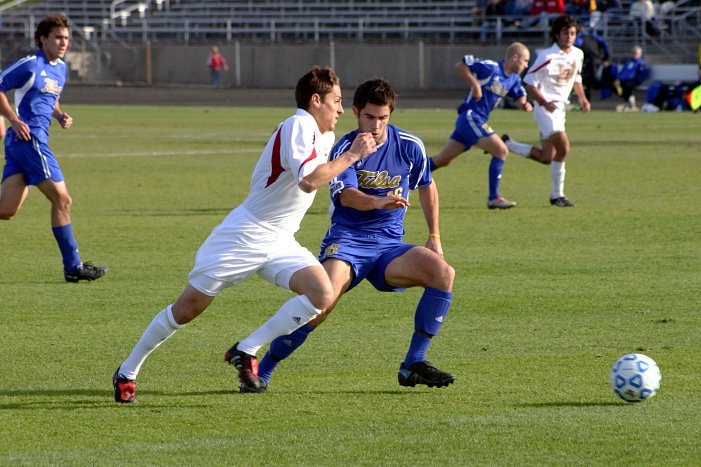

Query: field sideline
[[0, 103, 699, 465]]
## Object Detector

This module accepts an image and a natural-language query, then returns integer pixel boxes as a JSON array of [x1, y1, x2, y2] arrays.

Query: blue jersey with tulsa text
[[0, 49, 66, 144], [327, 125, 431, 239], [458, 56, 526, 123]]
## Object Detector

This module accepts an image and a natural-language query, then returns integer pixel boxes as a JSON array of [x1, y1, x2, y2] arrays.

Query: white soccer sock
[[550, 161, 566, 199], [237, 295, 321, 355], [119, 305, 183, 380], [505, 138, 533, 157]]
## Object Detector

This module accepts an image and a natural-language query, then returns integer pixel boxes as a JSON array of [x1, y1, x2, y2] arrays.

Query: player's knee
[[55, 193, 73, 213], [429, 262, 455, 290], [306, 284, 335, 312], [0, 205, 19, 220]]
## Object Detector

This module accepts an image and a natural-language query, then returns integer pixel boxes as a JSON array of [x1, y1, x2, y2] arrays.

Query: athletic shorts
[[449, 109, 494, 150], [189, 206, 319, 296], [2, 136, 64, 185], [533, 102, 567, 140], [318, 225, 415, 293]]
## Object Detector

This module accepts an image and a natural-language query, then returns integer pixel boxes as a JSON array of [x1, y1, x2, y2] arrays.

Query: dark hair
[[352, 78, 396, 113], [295, 66, 340, 110], [550, 15, 578, 43], [35, 14, 70, 49]]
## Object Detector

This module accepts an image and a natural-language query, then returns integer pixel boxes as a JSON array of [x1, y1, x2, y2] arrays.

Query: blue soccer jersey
[[328, 124, 431, 239], [0, 49, 66, 143], [457, 55, 526, 123]]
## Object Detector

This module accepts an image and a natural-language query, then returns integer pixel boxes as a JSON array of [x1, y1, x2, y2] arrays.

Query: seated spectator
[[629, 0, 660, 37], [480, 0, 506, 43], [522, 0, 565, 28], [614, 45, 650, 112], [505, 0, 534, 26]]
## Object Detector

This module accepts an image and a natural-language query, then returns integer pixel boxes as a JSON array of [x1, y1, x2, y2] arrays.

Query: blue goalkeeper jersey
[[457, 56, 526, 123], [328, 124, 431, 239], [0, 49, 66, 144]]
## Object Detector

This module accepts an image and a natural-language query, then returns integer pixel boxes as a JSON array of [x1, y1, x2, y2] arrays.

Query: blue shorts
[[2, 136, 64, 186], [318, 225, 415, 293], [449, 109, 494, 150]]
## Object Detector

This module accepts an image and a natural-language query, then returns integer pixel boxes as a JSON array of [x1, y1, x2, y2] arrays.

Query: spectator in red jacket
[[207, 46, 229, 87]]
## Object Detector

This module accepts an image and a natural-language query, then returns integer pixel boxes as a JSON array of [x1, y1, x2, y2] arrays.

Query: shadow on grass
[[516, 401, 624, 408]]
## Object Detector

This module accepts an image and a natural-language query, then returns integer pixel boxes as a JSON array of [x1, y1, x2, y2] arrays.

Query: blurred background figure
[[574, 26, 610, 100], [206, 45, 229, 87], [614, 45, 649, 112]]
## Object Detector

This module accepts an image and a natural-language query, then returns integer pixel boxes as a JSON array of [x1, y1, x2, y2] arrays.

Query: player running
[[502, 15, 590, 207], [429, 42, 533, 209], [0, 14, 107, 281], [254, 78, 456, 392], [113, 66, 376, 403]]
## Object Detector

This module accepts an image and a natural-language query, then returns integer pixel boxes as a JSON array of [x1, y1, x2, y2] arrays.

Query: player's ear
[[352, 105, 360, 117], [310, 93, 322, 108]]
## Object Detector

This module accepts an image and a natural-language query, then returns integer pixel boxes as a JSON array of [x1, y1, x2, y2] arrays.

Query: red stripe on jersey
[[265, 128, 284, 187], [297, 147, 318, 178], [528, 58, 552, 75]]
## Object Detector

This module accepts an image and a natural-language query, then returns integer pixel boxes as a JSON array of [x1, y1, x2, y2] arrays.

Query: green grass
[[1, 104, 699, 465]]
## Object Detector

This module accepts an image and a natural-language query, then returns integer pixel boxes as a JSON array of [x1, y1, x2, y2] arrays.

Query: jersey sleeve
[[0, 56, 33, 93], [285, 116, 322, 182], [404, 133, 432, 191], [328, 133, 358, 204]]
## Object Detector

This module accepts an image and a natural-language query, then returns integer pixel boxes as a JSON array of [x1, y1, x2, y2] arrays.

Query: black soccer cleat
[[398, 361, 456, 388], [65, 262, 108, 282], [501, 133, 511, 143], [549, 196, 576, 207], [113, 366, 137, 404], [224, 342, 266, 393]]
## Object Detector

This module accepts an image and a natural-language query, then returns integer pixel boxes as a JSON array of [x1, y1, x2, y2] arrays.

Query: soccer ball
[[609, 353, 661, 402]]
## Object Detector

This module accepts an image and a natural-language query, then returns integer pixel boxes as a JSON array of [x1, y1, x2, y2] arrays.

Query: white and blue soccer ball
[[609, 353, 661, 402]]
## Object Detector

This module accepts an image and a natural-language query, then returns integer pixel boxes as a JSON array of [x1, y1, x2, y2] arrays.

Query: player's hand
[[472, 86, 483, 101], [522, 101, 533, 112], [57, 112, 73, 129], [348, 132, 377, 161], [542, 101, 557, 112], [375, 194, 408, 210], [426, 236, 443, 257], [10, 119, 31, 141], [580, 99, 591, 113]]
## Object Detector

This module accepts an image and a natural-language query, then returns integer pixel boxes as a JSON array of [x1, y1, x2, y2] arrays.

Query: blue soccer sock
[[52, 224, 81, 272], [404, 287, 453, 366], [488, 156, 505, 200], [258, 324, 316, 384]]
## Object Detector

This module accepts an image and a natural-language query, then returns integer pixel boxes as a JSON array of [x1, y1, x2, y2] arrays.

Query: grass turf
[[0, 104, 699, 465]]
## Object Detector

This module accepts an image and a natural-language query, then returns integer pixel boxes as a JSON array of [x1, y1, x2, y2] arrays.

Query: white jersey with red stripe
[[524, 43, 583, 104], [241, 108, 335, 233]]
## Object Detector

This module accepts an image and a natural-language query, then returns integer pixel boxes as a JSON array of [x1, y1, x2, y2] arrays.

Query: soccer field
[[0, 104, 699, 465]]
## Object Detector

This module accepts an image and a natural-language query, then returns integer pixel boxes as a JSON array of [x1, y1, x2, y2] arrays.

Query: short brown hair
[[35, 14, 70, 49], [550, 15, 578, 43], [295, 66, 340, 110], [352, 78, 396, 113]]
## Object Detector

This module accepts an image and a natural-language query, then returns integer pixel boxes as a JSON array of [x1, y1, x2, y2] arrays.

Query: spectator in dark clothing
[[574, 27, 610, 99]]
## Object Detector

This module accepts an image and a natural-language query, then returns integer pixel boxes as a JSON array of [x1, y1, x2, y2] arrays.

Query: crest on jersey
[[322, 243, 340, 258], [41, 78, 62, 96]]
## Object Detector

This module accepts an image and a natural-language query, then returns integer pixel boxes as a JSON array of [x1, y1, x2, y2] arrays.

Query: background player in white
[[254, 78, 456, 391], [0, 14, 107, 281], [113, 66, 376, 403], [502, 15, 590, 207]]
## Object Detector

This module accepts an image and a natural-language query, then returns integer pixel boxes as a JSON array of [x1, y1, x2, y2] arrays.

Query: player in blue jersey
[[429, 42, 533, 210], [0, 14, 107, 282], [252, 78, 456, 392]]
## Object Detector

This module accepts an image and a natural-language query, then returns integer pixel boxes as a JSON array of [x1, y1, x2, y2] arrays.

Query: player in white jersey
[[113, 66, 377, 403], [502, 15, 590, 207]]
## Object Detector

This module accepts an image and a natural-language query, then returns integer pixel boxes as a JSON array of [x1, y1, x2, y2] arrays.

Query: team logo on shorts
[[322, 243, 340, 258]]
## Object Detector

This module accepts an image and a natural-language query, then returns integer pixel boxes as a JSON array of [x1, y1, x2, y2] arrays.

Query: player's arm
[[52, 101, 73, 129], [337, 187, 408, 211], [572, 81, 591, 113], [298, 132, 376, 193], [515, 95, 533, 112], [417, 180, 443, 256], [455, 61, 483, 101], [0, 91, 30, 141], [525, 83, 556, 112]]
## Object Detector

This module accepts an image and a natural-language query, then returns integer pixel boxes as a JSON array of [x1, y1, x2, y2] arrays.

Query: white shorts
[[188, 206, 320, 296], [533, 102, 567, 140]]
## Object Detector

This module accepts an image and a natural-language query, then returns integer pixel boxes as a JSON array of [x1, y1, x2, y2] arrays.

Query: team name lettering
[[357, 170, 401, 189], [41, 78, 62, 96]]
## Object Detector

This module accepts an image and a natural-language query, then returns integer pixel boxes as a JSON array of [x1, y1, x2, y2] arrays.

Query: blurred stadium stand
[[0, 0, 698, 87]]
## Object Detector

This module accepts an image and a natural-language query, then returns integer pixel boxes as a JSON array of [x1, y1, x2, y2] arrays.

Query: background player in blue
[[429, 42, 533, 209], [0, 14, 107, 282], [256, 78, 456, 391]]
